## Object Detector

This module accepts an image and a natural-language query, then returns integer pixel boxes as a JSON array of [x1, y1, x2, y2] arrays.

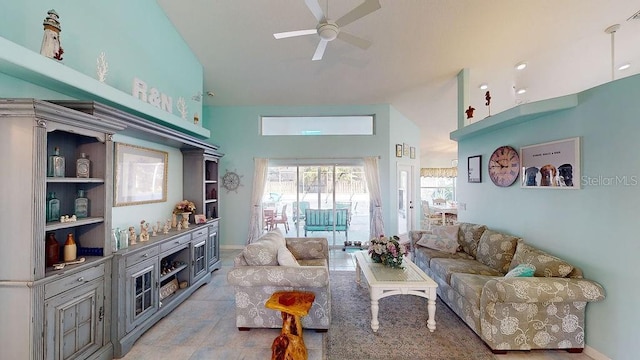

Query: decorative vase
[[172, 213, 178, 228], [181, 212, 191, 229]]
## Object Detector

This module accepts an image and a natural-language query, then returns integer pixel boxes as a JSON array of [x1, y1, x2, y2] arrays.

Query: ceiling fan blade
[[335, 0, 381, 28], [337, 31, 371, 49], [304, 0, 325, 22], [273, 29, 317, 39], [312, 39, 329, 61]]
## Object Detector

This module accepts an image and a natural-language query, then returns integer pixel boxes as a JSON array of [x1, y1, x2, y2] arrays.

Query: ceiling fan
[[273, 0, 381, 61]]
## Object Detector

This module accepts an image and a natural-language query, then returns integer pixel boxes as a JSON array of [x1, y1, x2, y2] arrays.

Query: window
[[261, 115, 374, 136], [420, 176, 456, 204]]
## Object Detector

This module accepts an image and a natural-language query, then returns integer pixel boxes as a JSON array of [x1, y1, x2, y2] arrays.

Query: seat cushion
[[430, 258, 503, 284], [298, 258, 328, 267], [414, 247, 474, 268], [450, 273, 498, 309], [475, 229, 519, 274], [457, 223, 487, 257], [242, 230, 286, 266]]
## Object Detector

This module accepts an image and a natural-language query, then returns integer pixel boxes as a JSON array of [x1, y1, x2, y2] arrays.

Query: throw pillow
[[457, 223, 487, 257], [475, 230, 519, 274], [277, 246, 300, 267], [416, 225, 460, 254], [509, 240, 574, 278], [242, 230, 285, 266], [504, 264, 535, 278]]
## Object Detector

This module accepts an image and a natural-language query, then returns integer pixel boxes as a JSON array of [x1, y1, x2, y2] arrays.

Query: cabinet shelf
[[205, 180, 217, 184], [159, 264, 187, 283], [46, 177, 105, 184], [204, 199, 218, 204], [45, 216, 104, 231]]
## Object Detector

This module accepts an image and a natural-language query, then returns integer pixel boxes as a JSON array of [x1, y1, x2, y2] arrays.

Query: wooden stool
[[265, 291, 315, 360]]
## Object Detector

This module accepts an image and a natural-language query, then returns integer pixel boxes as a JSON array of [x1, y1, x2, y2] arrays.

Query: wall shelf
[[0, 37, 209, 139], [450, 94, 578, 141]]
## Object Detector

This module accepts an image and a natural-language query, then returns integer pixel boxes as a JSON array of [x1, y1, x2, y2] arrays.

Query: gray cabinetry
[[124, 257, 158, 333], [207, 220, 220, 271], [191, 228, 208, 284]]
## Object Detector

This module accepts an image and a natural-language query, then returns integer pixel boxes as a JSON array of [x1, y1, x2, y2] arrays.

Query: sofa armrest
[[227, 265, 329, 288], [482, 277, 606, 304]]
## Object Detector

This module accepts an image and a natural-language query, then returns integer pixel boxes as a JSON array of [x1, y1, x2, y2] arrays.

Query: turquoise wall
[[0, 0, 203, 120], [457, 74, 640, 359], [205, 104, 420, 247]]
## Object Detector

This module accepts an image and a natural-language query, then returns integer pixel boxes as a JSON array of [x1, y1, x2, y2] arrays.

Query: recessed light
[[479, 83, 488, 90], [515, 62, 527, 70], [516, 88, 527, 95], [618, 63, 631, 70], [206, 91, 215, 97]]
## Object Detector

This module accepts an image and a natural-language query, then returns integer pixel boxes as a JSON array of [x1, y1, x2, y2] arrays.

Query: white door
[[397, 164, 414, 235]]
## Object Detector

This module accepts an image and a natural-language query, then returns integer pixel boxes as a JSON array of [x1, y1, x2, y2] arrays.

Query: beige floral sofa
[[409, 223, 606, 353], [227, 229, 331, 330]]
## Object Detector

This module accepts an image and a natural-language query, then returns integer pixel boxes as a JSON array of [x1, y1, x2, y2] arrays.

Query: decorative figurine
[[152, 225, 157, 237], [485, 91, 492, 117], [163, 220, 170, 234], [96, 52, 108, 82], [40, 10, 63, 60], [128, 226, 137, 245], [177, 221, 182, 231], [177, 97, 188, 119], [465, 105, 475, 119], [139, 220, 149, 242], [193, 113, 199, 125]]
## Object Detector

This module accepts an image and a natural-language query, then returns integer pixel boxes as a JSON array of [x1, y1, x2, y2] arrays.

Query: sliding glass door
[[264, 164, 369, 247]]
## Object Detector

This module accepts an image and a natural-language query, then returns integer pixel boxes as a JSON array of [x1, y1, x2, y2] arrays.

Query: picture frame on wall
[[395, 144, 403, 157], [467, 155, 481, 183], [410, 146, 416, 159], [403, 143, 410, 156], [114, 143, 168, 206], [520, 137, 580, 189]]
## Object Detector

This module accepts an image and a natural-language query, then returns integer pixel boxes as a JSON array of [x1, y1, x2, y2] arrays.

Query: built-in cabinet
[[0, 99, 223, 359]]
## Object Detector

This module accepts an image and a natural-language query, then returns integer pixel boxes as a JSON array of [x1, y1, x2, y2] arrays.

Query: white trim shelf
[[0, 37, 209, 139], [46, 177, 105, 183], [450, 94, 578, 141], [45, 217, 104, 231]]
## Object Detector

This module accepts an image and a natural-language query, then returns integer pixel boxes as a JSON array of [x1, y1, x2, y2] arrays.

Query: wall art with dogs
[[520, 137, 580, 189]]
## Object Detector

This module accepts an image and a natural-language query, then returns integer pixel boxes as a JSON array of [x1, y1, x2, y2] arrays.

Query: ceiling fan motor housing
[[317, 21, 339, 41]]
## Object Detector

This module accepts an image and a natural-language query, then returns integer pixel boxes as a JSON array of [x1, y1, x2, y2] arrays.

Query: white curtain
[[364, 156, 385, 238], [247, 158, 269, 244]]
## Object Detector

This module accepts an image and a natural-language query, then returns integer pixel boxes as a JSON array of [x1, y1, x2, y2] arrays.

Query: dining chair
[[422, 201, 443, 230], [271, 204, 290, 233], [263, 209, 275, 231]]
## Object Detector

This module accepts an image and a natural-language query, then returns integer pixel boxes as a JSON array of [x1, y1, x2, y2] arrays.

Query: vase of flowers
[[173, 200, 195, 228], [368, 235, 408, 269]]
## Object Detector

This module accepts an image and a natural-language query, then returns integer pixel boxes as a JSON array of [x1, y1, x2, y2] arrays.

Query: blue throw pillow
[[504, 264, 535, 278]]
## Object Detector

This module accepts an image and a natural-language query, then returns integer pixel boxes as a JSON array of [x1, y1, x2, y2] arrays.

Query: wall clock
[[488, 146, 520, 187], [222, 170, 243, 193]]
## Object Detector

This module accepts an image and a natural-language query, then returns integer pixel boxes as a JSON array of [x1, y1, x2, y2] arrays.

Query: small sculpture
[[485, 91, 492, 117], [128, 226, 137, 245], [40, 10, 63, 60], [465, 105, 475, 119], [163, 220, 170, 234], [139, 220, 149, 242], [152, 225, 157, 237], [96, 52, 108, 82], [177, 221, 182, 231]]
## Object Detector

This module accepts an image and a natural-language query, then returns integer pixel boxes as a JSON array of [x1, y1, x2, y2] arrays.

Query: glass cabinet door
[[125, 258, 158, 333], [207, 222, 219, 270], [191, 239, 207, 283]]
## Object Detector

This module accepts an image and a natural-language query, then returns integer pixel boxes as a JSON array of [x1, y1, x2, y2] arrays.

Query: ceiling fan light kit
[[273, 0, 381, 61]]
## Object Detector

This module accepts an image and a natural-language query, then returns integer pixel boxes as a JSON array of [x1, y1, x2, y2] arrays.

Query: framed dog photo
[[395, 144, 403, 157], [520, 137, 580, 189], [194, 214, 207, 224], [467, 155, 481, 183]]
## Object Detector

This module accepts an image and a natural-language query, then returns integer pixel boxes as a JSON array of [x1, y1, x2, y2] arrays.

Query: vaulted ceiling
[[157, 0, 640, 166]]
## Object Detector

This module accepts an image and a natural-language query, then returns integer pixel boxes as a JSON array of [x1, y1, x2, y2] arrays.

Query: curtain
[[364, 156, 385, 239], [420, 167, 457, 178], [247, 158, 269, 244]]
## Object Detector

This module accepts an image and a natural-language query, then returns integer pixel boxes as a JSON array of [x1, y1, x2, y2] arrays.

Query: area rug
[[327, 271, 496, 360]]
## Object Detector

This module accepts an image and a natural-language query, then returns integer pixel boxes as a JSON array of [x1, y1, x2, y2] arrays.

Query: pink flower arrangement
[[173, 200, 196, 214], [368, 235, 408, 269]]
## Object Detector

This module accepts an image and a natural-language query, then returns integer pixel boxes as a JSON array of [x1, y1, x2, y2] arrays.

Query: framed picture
[[520, 137, 580, 189], [410, 146, 416, 159], [395, 144, 403, 157], [194, 214, 207, 224], [467, 155, 481, 183], [403, 143, 410, 156], [114, 143, 168, 206]]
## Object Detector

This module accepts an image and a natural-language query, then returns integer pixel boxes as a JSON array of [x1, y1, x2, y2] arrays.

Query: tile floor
[[121, 248, 595, 360]]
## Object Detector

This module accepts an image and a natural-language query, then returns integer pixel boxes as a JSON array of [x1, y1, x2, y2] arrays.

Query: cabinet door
[[125, 258, 158, 333], [44, 279, 104, 360], [207, 223, 219, 270], [191, 237, 207, 283]]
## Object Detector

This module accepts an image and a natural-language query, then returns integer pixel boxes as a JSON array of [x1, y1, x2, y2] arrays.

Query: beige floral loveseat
[[227, 230, 331, 330], [409, 223, 606, 353]]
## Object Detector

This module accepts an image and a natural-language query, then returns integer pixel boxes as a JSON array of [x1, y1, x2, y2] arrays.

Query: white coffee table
[[354, 251, 438, 333]]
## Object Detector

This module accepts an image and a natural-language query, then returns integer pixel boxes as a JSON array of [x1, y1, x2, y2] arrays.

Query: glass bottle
[[111, 228, 119, 252], [46, 192, 60, 222], [63, 233, 76, 262], [119, 228, 129, 249], [76, 152, 90, 178], [48, 147, 65, 177], [74, 189, 89, 218], [45, 232, 59, 267]]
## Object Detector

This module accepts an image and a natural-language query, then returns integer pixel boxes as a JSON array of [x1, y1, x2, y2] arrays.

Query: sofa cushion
[[277, 246, 300, 266], [242, 230, 285, 266], [450, 273, 497, 309], [509, 240, 574, 278], [298, 258, 328, 267], [457, 223, 487, 257], [475, 230, 519, 274], [287, 238, 327, 260], [430, 258, 503, 284], [416, 224, 460, 254]]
